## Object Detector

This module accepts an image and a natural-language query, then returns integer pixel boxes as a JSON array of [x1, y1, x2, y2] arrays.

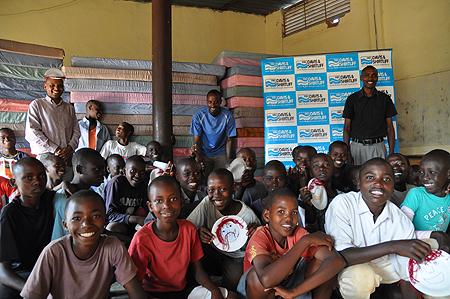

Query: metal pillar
[[152, 0, 173, 161]]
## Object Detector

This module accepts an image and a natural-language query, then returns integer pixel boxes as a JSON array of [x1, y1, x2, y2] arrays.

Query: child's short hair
[[85, 99, 102, 109], [208, 168, 233, 186], [264, 188, 296, 210], [264, 160, 286, 174], [0, 127, 14, 135], [149, 175, 181, 197], [207, 89, 221, 100], [386, 153, 410, 167], [72, 148, 104, 168], [329, 141, 348, 153], [359, 157, 393, 180], [121, 122, 134, 136], [12, 156, 44, 177], [237, 147, 256, 157], [126, 155, 145, 166], [40, 152, 59, 164], [106, 154, 124, 166], [292, 145, 317, 158], [64, 189, 105, 217], [422, 149, 450, 168], [311, 153, 333, 164]]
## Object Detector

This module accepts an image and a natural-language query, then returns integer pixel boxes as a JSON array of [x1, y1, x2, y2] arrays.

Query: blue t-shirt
[[401, 187, 450, 232], [189, 106, 236, 157]]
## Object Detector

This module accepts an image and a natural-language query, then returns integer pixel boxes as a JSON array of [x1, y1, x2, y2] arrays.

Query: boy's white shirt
[[325, 191, 416, 280]]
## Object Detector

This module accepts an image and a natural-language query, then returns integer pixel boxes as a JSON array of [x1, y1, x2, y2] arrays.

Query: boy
[[239, 188, 346, 299], [145, 141, 163, 171], [21, 190, 147, 299], [347, 165, 361, 192], [76, 100, 110, 151], [129, 175, 235, 299], [328, 141, 354, 193], [408, 164, 423, 187], [401, 149, 450, 252], [287, 146, 317, 197], [100, 122, 146, 158], [250, 160, 287, 221], [325, 158, 432, 298], [51, 148, 106, 240], [386, 153, 414, 206], [233, 148, 267, 205], [95, 154, 125, 196], [0, 127, 29, 179], [0, 157, 54, 298], [104, 155, 149, 242], [187, 168, 260, 291], [40, 153, 65, 191], [175, 157, 206, 219]]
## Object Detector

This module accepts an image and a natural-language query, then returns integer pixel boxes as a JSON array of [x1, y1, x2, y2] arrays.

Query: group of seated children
[[1, 123, 449, 299]]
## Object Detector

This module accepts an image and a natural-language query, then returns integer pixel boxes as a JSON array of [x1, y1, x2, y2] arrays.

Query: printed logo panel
[[310, 143, 330, 154], [262, 58, 295, 76], [374, 69, 394, 86], [266, 144, 297, 162], [264, 92, 296, 109], [266, 127, 298, 144], [297, 107, 329, 125], [330, 125, 344, 142], [265, 109, 297, 127], [376, 86, 396, 104], [296, 91, 328, 108], [295, 73, 327, 91], [329, 106, 345, 124], [359, 51, 392, 69], [327, 71, 360, 89], [328, 88, 359, 107], [326, 53, 359, 72], [297, 125, 330, 143], [294, 55, 327, 73], [263, 75, 296, 93]]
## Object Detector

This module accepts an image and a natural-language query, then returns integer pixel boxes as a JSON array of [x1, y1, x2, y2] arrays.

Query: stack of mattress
[[0, 39, 67, 156], [66, 56, 226, 163], [214, 51, 281, 169]]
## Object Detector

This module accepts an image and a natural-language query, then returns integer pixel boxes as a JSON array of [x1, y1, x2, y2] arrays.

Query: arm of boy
[[193, 137, 203, 164], [299, 187, 316, 226], [267, 245, 346, 299], [0, 260, 26, 292], [123, 275, 148, 299], [253, 231, 333, 289], [233, 169, 252, 201], [226, 137, 233, 161], [190, 260, 225, 299]]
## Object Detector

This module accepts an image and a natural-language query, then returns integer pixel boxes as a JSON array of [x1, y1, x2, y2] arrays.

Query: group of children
[[0, 110, 449, 298]]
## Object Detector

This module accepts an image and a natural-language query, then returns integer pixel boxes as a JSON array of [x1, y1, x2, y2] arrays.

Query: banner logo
[[295, 74, 327, 90], [262, 58, 294, 75], [295, 55, 326, 73], [298, 125, 330, 142], [264, 75, 295, 92], [329, 89, 357, 106], [329, 107, 344, 124], [328, 71, 360, 89], [265, 109, 297, 126], [327, 53, 359, 71], [359, 51, 392, 68], [266, 144, 296, 161], [296, 91, 328, 107], [297, 108, 329, 125], [266, 127, 297, 144], [265, 92, 296, 109]]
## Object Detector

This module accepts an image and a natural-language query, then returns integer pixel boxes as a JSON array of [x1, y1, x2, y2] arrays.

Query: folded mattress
[[224, 64, 262, 78], [236, 127, 264, 137], [0, 123, 25, 136], [212, 51, 282, 64], [71, 56, 226, 80], [220, 75, 262, 89], [70, 91, 224, 106], [0, 39, 65, 59], [64, 78, 219, 95], [173, 148, 191, 157], [0, 76, 47, 91], [227, 97, 263, 109], [74, 102, 203, 116], [235, 117, 264, 128], [0, 112, 27, 124], [0, 88, 70, 102], [0, 98, 31, 113], [222, 86, 263, 99], [0, 64, 47, 81], [233, 137, 264, 148], [232, 107, 264, 118], [0, 50, 62, 69], [213, 57, 261, 68], [62, 66, 217, 85], [77, 114, 192, 126]]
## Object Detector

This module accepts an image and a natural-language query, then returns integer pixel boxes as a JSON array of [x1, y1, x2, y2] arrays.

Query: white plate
[[212, 215, 248, 252], [228, 158, 246, 183], [407, 250, 450, 297], [308, 178, 328, 210]]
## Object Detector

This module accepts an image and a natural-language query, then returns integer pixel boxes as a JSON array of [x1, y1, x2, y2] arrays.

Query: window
[[283, 0, 350, 37]]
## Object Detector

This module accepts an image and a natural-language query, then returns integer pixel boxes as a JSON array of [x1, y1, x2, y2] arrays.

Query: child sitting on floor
[[233, 148, 267, 206], [325, 158, 432, 298], [100, 122, 146, 159], [21, 190, 146, 299], [145, 141, 163, 172], [386, 153, 415, 206], [0, 127, 29, 179], [347, 165, 361, 192], [287, 145, 317, 197], [408, 164, 423, 187], [401, 149, 450, 253], [95, 154, 125, 196], [187, 168, 260, 291], [329, 141, 354, 193], [238, 188, 346, 299], [0, 157, 54, 298], [129, 175, 237, 299], [40, 153, 66, 191]]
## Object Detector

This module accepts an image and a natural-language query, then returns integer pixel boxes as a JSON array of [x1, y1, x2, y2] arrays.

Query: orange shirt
[[88, 128, 96, 150]]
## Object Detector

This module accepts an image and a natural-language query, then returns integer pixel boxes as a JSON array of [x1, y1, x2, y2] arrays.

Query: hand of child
[[199, 226, 214, 244], [163, 161, 175, 177], [129, 216, 145, 226], [299, 187, 312, 205], [431, 231, 450, 253], [265, 285, 294, 299], [56, 146, 73, 161], [246, 222, 259, 238], [210, 288, 225, 299], [240, 169, 252, 189], [392, 239, 431, 263], [189, 144, 197, 158], [304, 231, 333, 250], [61, 181, 77, 198]]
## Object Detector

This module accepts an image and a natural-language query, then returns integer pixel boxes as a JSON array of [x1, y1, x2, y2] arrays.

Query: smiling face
[[86, 103, 102, 120], [44, 78, 64, 101], [125, 160, 146, 187], [293, 148, 315, 174], [176, 160, 201, 193], [359, 161, 394, 212], [419, 157, 450, 197], [115, 123, 131, 139], [207, 94, 221, 117], [148, 179, 181, 222], [263, 195, 299, 246], [45, 156, 66, 181], [329, 144, 348, 169], [0, 129, 16, 150], [361, 67, 378, 90], [310, 154, 334, 184], [386, 154, 409, 185], [207, 174, 235, 212], [236, 148, 257, 175], [63, 195, 106, 255], [146, 142, 163, 163], [263, 166, 287, 193], [12, 159, 47, 203]]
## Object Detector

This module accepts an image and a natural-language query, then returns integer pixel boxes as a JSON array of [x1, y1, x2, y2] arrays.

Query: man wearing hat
[[25, 68, 80, 180]]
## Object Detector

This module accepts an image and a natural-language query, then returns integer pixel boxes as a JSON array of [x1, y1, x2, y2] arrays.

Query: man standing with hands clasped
[[25, 68, 80, 181], [343, 65, 397, 165]]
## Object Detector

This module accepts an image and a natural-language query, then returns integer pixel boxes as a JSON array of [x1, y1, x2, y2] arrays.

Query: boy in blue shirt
[[190, 90, 236, 178]]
